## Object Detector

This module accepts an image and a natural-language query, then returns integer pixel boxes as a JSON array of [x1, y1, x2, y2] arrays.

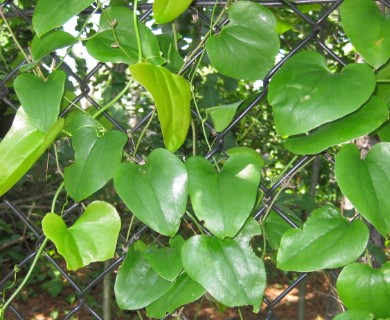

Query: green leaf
[[42, 201, 121, 270], [146, 273, 205, 318], [114, 243, 174, 310], [153, 0, 192, 24], [337, 262, 390, 318], [130, 62, 191, 151], [185, 147, 263, 238], [86, 7, 164, 66], [182, 235, 266, 312], [284, 96, 389, 154], [114, 148, 188, 237], [64, 130, 127, 202], [207, 101, 242, 132], [378, 122, 390, 142], [340, 0, 390, 68], [277, 206, 369, 272], [144, 236, 184, 281], [14, 70, 66, 133], [206, 1, 279, 80], [376, 61, 390, 109], [335, 143, 390, 237], [267, 51, 376, 136], [333, 310, 374, 320], [31, 30, 78, 61], [233, 217, 262, 247], [157, 33, 185, 73], [0, 109, 64, 196], [32, 0, 95, 36]]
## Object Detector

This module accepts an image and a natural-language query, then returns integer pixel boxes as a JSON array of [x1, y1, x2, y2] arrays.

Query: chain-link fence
[[1, 0, 388, 319]]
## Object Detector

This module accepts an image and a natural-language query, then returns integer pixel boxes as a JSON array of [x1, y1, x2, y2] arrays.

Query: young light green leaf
[[333, 310, 374, 320], [32, 0, 95, 36], [86, 7, 164, 65], [268, 51, 376, 136], [206, 1, 279, 80], [114, 148, 188, 237], [182, 235, 266, 313], [335, 143, 390, 237], [337, 262, 390, 318], [0, 109, 63, 196], [130, 62, 191, 151], [14, 70, 66, 133], [207, 101, 242, 132], [42, 201, 121, 270], [277, 206, 369, 272], [114, 243, 174, 310], [186, 147, 263, 238], [144, 236, 184, 281], [153, 0, 192, 24], [31, 30, 78, 61], [340, 0, 390, 68], [284, 96, 389, 154], [64, 130, 127, 202], [146, 273, 206, 318]]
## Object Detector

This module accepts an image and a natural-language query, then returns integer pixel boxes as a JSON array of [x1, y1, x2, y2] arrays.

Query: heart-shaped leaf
[[144, 236, 184, 281], [333, 310, 374, 320], [114, 148, 188, 236], [277, 205, 369, 272], [14, 70, 66, 133], [267, 51, 376, 136], [185, 147, 263, 238], [335, 143, 390, 237], [153, 0, 192, 24], [207, 101, 242, 132], [0, 108, 63, 196], [86, 7, 164, 66], [284, 96, 389, 154], [206, 1, 279, 80], [64, 118, 128, 202], [32, 0, 94, 36], [182, 235, 266, 312], [130, 63, 191, 151], [146, 273, 205, 318], [340, 0, 390, 68], [337, 262, 390, 318], [114, 242, 174, 310], [42, 201, 121, 270], [31, 30, 78, 61]]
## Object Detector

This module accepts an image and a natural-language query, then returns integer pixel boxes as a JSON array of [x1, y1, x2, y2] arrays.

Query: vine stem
[[132, 108, 156, 157], [133, 0, 143, 62], [0, 182, 64, 312]]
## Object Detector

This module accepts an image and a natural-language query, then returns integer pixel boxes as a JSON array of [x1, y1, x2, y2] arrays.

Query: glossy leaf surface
[[335, 143, 390, 237], [114, 148, 188, 236], [153, 0, 192, 24], [31, 30, 77, 61], [42, 201, 121, 270], [340, 0, 390, 68], [268, 51, 376, 136], [337, 262, 390, 318], [130, 63, 191, 151], [182, 235, 266, 312], [146, 273, 205, 318], [186, 147, 263, 238], [33, 0, 94, 36], [277, 206, 369, 272], [64, 127, 127, 202], [207, 101, 242, 132], [206, 1, 279, 80], [86, 7, 163, 65], [14, 71, 66, 133], [115, 243, 173, 310], [0, 109, 63, 196], [285, 96, 389, 154]]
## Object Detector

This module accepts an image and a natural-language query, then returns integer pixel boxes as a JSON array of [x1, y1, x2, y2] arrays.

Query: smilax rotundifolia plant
[[0, 0, 390, 319]]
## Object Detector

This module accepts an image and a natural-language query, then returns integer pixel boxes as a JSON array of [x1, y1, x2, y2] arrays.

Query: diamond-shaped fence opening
[[1, 0, 388, 319]]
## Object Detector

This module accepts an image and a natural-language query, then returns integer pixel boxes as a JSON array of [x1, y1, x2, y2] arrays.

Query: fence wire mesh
[[1, 0, 388, 319]]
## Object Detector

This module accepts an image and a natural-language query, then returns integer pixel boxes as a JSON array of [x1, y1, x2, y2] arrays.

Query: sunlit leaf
[[277, 206, 369, 272], [335, 143, 390, 237], [333, 310, 374, 320], [268, 51, 376, 136], [207, 101, 242, 132], [42, 201, 121, 270], [153, 0, 192, 24]]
